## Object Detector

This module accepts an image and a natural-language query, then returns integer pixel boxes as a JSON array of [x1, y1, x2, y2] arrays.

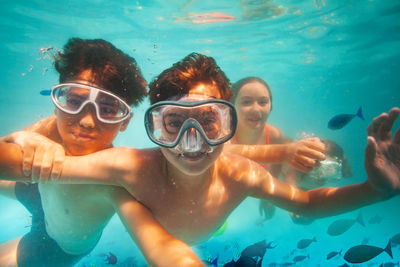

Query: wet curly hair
[[54, 38, 147, 106], [149, 53, 232, 104]]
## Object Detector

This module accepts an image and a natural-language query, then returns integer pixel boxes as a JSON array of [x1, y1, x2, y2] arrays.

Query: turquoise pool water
[[0, 0, 399, 266]]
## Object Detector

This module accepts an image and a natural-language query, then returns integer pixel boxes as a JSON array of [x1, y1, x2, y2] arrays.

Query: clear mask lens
[[51, 83, 131, 123]]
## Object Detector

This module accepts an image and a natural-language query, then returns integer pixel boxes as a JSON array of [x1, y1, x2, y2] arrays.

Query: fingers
[[365, 136, 377, 163], [30, 144, 65, 182], [367, 113, 388, 137], [378, 108, 400, 141], [394, 127, 400, 144], [50, 148, 65, 180], [21, 146, 35, 177], [300, 146, 326, 161], [31, 145, 45, 183], [292, 160, 313, 173], [302, 138, 325, 153]]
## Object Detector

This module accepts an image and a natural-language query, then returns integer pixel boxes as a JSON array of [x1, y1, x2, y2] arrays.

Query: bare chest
[[134, 184, 241, 244]]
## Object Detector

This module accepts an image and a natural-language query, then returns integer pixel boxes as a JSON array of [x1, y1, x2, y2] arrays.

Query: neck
[[235, 124, 265, 145], [166, 161, 214, 193]]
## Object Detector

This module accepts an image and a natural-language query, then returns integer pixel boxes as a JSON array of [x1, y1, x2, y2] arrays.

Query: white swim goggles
[[144, 96, 237, 149], [51, 83, 132, 124]]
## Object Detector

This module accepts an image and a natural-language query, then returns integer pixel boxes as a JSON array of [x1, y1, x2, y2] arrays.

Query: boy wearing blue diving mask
[[1, 53, 400, 250]]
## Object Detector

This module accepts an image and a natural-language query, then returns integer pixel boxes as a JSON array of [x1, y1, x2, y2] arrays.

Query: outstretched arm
[[0, 142, 26, 181], [250, 107, 400, 217], [0, 138, 135, 186], [224, 137, 325, 173], [112, 188, 204, 267]]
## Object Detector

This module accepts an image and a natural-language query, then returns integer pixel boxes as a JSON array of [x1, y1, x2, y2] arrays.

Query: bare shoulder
[[266, 124, 283, 140], [107, 147, 161, 169], [107, 147, 164, 184], [23, 115, 64, 143]]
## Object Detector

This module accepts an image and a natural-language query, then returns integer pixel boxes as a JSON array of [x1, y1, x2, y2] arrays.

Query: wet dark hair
[[231, 77, 272, 111], [148, 53, 232, 104], [54, 38, 147, 106]]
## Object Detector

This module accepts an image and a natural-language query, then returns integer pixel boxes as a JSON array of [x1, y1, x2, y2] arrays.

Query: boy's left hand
[[365, 107, 400, 197]]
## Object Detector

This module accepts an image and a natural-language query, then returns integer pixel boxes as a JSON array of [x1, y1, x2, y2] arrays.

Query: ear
[[119, 112, 133, 132]]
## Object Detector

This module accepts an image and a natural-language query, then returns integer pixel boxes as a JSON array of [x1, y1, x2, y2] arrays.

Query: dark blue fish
[[368, 214, 384, 224], [223, 256, 262, 267], [241, 240, 276, 258], [327, 212, 365, 236], [235, 255, 262, 267], [39, 89, 51, 96], [104, 252, 117, 265], [293, 254, 309, 262], [328, 106, 364, 130], [344, 240, 392, 263], [297, 237, 316, 249], [326, 249, 342, 260], [280, 262, 295, 266]]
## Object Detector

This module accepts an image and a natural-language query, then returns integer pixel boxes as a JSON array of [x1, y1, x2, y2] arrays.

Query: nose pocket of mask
[[181, 128, 203, 153]]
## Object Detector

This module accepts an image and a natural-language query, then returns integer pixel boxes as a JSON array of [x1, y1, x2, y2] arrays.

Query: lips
[[246, 117, 262, 122], [180, 151, 207, 161], [73, 132, 96, 141]]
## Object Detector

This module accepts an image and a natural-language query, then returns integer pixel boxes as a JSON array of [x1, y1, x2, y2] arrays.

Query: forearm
[[115, 193, 203, 267], [55, 151, 123, 185], [278, 181, 386, 218], [224, 143, 288, 163], [0, 142, 29, 181], [146, 236, 204, 267]]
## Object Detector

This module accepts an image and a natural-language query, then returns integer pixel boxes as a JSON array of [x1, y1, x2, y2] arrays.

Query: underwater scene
[[0, 0, 400, 266]]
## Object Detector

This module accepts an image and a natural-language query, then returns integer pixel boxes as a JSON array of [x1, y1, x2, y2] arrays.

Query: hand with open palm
[[365, 107, 400, 198]]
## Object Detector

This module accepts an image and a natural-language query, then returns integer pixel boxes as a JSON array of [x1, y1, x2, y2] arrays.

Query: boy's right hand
[[284, 137, 326, 173], [1, 131, 65, 182]]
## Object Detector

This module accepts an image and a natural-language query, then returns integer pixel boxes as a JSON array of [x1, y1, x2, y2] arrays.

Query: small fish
[[327, 212, 365, 236], [104, 252, 117, 265], [293, 254, 309, 262], [379, 262, 400, 267], [328, 106, 364, 130], [241, 240, 276, 258], [39, 89, 51, 96], [297, 237, 316, 249], [390, 233, 400, 245], [203, 257, 218, 267], [326, 249, 342, 260], [344, 240, 393, 263], [368, 214, 384, 224], [280, 262, 295, 266]]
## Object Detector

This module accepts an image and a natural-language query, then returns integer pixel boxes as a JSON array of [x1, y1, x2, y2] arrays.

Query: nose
[[249, 102, 263, 114], [78, 104, 97, 129], [182, 128, 202, 152]]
